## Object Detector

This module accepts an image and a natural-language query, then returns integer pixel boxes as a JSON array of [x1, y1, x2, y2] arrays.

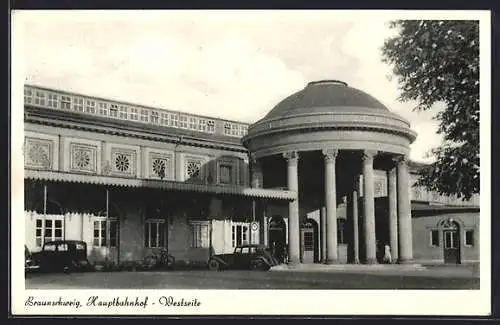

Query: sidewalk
[[270, 263, 480, 278]]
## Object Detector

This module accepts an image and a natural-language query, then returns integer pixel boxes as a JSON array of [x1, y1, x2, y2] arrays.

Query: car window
[[234, 247, 242, 254], [249, 247, 257, 253], [57, 244, 69, 251], [44, 244, 56, 251], [241, 247, 250, 254], [76, 243, 86, 250]]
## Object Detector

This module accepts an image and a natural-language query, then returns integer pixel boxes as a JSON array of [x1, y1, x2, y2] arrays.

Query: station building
[[23, 81, 480, 266]]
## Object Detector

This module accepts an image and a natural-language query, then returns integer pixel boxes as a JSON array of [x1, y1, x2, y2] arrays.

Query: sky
[[16, 10, 444, 163]]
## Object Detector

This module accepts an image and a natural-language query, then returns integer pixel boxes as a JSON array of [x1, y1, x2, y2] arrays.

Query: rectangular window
[[85, 100, 96, 114], [219, 164, 233, 184], [151, 111, 159, 124], [130, 107, 138, 120], [24, 88, 33, 104], [73, 97, 84, 112], [189, 117, 197, 130], [93, 220, 119, 247], [239, 125, 248, 136], [231, 124, 239, 136], [35, 91, 46, 106], [207, 120, 215, 133], [160, 112, 168, 125], [110, 104, 119, 117], [48, 94, 59, 108], [231, 224, 249, 247], [144, 220, 166, 248], [224, 123, 232, 135], [430, 230, 440, 247], [140, 109, 149, 122], [190, 222, 210, 248], [119, 106, 128, 119], [61, 95, 72, 110], [198, 119, 207, 132], [36, 217, 64, 247], [465, 230, 474, 247], [98, 102, 109, 116], [169, 114, 179, 127], [179, 115, 188, 129]]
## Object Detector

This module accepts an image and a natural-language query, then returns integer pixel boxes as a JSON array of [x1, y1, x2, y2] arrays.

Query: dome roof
[[264, 80, 389, 120]]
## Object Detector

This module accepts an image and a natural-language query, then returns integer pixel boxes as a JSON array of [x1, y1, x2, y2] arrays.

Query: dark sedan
[[207, 244, 278, 271], [30, 240, 94, 273]]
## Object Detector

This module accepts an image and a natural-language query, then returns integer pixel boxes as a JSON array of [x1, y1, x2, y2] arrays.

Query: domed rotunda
[[242, 80, 417, 265]]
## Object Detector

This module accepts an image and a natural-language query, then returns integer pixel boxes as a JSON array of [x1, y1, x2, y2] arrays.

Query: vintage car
[[25, 245, 40, 273], [30, 240, 94, 273], [207, 244, 278, 271]]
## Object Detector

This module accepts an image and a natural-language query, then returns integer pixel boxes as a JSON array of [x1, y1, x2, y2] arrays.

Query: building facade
[[23, 82, 480, 266]]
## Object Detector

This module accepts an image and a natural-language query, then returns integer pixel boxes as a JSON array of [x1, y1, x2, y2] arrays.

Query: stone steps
[[270, 263, 427, 272]]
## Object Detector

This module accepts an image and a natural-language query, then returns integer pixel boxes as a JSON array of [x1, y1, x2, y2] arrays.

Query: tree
[[382, 20, 479, 200]]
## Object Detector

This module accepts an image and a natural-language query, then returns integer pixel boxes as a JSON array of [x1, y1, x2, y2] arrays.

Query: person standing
[[383, 243, 392, 264]]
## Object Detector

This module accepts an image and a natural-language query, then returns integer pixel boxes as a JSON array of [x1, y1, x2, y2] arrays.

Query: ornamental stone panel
[[24, 137, 53, 169], [111, 148, 137, 176], [70, 143, 98, 173], [63, 137, 101, 174]]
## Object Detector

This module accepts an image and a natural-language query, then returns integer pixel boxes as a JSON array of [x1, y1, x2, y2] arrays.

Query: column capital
[[283, 151, 299, 164], [393, 154, 409, 166], [322, 149, 339, 162], [361, 150, 378, 162], [248, 153, 259, 165]]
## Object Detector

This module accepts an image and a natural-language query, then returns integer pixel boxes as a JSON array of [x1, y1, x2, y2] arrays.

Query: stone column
[[262, 203, 269, 247], [283, 151, 300, 265], [258, 200, 269, 246], [351, 186, 360, 264], [320, 206, 327, 263], [250, 157, 263, 188], [396, 156, 413, 263], [362, 150, 377, 264], [58, 135, 65, 171], [387, 167, 399, 262], [322, 149, 338, 264]]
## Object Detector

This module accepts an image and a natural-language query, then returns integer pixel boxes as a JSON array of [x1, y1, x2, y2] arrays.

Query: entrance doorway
[[441, 219, 461, 264], [300, 218, 319, 263], [268, 216, 286, 263], [443, 227, 460, 264]]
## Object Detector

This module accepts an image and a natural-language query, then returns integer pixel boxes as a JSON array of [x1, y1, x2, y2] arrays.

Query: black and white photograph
[[11, 10, 491, 316]]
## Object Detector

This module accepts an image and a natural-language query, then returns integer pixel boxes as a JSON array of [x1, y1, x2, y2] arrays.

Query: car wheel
[[208, 259, 220, 271], [250, 259, 269, 271]]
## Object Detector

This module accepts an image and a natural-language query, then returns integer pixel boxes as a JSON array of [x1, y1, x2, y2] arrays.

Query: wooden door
[[443, 229, 460, 264]]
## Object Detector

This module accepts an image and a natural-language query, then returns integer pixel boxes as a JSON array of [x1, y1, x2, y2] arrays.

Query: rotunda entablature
[[242, 80, 417, 159]]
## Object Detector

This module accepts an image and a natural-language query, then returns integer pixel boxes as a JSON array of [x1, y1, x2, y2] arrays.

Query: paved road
[[25, 269, 479, 290]]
